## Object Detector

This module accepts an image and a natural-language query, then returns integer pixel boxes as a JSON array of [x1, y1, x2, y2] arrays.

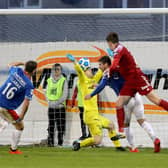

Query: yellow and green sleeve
[[74, 63, 85, 82], [93, 69, 103, 83]]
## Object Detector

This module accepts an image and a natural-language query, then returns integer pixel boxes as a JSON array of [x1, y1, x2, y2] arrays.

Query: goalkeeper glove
[[66, 54, 76, 62], [107, 48, 114, 58]]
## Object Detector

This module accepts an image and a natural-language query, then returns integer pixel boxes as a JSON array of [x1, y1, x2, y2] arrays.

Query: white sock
[[141, 121, 156, 142], [0, 120, 8, 133], [124, 127, 135, 149], [11, 130, 22, 150]]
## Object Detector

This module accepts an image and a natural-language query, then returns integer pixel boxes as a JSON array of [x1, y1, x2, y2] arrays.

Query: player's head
[[25, 60, 37, 75], [98, 56, 111, 71], [52, 63, 62, 77], [106, 32, 119, 50]]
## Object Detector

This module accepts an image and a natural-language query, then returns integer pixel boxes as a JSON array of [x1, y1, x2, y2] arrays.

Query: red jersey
[[110, 44, 143, 80]]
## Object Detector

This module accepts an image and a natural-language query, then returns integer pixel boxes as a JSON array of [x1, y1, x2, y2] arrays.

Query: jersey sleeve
[[74, 63, 85, 82], [9, 66, 23, 74], [9, 66, 17, 74], [90, 75, 108, 97], [25, 86, 34, 100], [110, 46, 124, 74], [93, 69, 103, 83]]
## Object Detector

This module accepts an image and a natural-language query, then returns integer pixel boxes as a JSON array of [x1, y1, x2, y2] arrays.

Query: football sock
[[80, 137, 95, 147], [124, 127, 135, 149], [141, 121, 156, 142], [109, 130, 121, 147], [159, 99, 168, 111], [11, 130, 22, 150], [116, 108, 125, 132]]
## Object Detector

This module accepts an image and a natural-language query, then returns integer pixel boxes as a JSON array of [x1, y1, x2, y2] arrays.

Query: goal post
[[0, 8, 168, 148], [0, 8, 168, 15]]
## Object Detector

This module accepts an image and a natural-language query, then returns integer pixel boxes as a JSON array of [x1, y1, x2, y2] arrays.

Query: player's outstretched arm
[[19, 98, 30, 121], [66, 54, 77, 64], [107, 48, 114, 58], [8, 62, 25, 68], [109, 50, 123, 75], [85, 76, 108, 100], [66, 54, 84, 77]]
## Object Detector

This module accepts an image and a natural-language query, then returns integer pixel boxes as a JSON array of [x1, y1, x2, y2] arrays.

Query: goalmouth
[[0, 8, 167, 148]]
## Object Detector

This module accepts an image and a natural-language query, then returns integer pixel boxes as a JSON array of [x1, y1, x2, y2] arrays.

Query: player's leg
[[78, 106, 87, 139], [80, 134, 102, 146], [133, 93, 160, 153], [10, 121, 24, 154], [72, 117, 103, 151], [73, 134, 103, 151], [47, 108, 56, 147], [116, 82, 135, 133], [56, 107, 66, 146], [0, 116, 9, 133], [124, 126, 137, 152], [100, 115, 125, 151], [146, 90, 168, 111], [138, 119, 160, 153], [116, 95, 132, 132], [136, 74, 168, 111], [134, 94, 156, 141], [0, 108, 24, 154], [124, 97, 139, 152]]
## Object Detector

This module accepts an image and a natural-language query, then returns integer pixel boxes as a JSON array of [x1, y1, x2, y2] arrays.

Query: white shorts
[[124, 93, 144, 124]]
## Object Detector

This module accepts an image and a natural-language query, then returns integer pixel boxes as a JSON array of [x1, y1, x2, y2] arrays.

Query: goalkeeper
[[66, 54, 125, 151]]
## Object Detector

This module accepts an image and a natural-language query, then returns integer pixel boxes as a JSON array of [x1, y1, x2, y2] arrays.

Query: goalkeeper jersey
[[74, 63, 103, 118]]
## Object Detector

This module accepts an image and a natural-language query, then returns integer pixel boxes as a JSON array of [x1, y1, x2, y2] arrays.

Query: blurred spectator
[[46, 63, 68, 147]]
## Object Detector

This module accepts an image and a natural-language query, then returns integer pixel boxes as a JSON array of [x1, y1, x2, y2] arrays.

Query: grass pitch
[[0, 146, 168, 168]]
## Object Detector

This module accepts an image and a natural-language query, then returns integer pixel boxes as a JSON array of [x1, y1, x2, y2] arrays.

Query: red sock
[[116, 108, 125, 132], [159, 99, 168, 111]]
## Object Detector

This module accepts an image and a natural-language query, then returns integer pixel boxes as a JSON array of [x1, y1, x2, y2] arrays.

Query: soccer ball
[[78, 58, 91, 71]]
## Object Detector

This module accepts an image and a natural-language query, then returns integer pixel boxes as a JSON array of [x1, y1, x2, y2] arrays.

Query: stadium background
[[0, 0, 168, 148]]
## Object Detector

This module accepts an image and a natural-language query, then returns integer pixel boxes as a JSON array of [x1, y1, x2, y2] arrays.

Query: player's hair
[[98, 56, 111, 66], [106, 32, 119, 43], [52, 63, 62, 71], [25, 60, 37, 73]]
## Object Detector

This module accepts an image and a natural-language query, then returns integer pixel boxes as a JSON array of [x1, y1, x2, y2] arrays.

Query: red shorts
[[0, 108, 19, 123], [7, 109, 20, 121], [120, 74, 153, 97]]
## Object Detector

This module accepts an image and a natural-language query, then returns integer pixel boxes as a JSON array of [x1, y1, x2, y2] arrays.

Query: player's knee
[[146, 91, 160, 105], [116, 100, 125, 109], [14, 122, 24, 131], [137, 119, 145, 126], [116, 102, 123, 109], [93, 136, 102, 145], [116, 97, 131, 108], [19, 125, 24, 131], [108, 122, 115, 131], [124, 123, 130, 127]]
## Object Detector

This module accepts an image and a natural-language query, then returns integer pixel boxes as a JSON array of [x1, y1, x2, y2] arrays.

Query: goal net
[[0, 8, 168, 148]]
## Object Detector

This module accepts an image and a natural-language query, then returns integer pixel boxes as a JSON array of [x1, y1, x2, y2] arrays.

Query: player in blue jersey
[[85, 56, 160, 153], [0, 61, 37, 154]]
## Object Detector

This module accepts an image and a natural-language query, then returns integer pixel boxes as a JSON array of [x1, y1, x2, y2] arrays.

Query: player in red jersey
[[106, 32, 168, 144]]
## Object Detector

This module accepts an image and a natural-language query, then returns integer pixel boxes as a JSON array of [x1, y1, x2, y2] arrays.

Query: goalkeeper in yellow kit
[[66, 54, 125, 151]]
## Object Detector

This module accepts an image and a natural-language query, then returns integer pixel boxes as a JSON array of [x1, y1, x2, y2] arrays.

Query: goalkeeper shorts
[[86, 115, 111, 136]]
